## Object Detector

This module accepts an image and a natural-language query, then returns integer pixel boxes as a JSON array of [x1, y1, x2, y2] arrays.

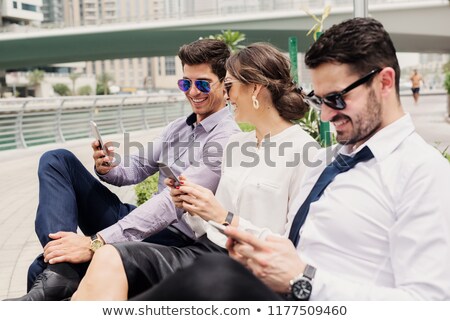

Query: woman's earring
[[252, 95, 260, 110]]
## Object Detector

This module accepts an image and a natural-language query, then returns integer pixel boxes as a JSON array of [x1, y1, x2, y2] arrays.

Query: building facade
[[0, 0, 43, 26]]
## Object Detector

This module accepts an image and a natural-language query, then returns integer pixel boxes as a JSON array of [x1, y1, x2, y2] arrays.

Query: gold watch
[[90, 234, 104, 252]]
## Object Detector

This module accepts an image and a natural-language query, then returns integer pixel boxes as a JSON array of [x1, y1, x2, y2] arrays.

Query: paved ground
[[0, 127, 163, 300], [0, 94, 448, 300]]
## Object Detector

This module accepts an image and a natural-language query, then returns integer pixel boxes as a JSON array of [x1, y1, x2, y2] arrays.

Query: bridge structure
[[0, 0, 449, 69]]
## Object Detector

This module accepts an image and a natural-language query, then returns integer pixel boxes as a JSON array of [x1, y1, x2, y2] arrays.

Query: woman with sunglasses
[[72, 43, 318, 300], [172, 43, 319, 248]]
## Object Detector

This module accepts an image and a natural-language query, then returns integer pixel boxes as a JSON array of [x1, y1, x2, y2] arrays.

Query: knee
[[91, 245, 123, 271], [38, 149, 76, 173]]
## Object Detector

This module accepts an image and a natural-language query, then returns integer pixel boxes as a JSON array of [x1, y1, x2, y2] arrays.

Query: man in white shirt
[[129, 17, 450, 301]]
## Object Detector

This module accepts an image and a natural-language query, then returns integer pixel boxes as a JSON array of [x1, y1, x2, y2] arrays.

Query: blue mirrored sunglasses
[[177, 79, 215, 94]]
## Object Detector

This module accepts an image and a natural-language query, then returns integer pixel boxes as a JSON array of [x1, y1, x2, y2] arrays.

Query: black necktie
[[288, 146, 374, 246]]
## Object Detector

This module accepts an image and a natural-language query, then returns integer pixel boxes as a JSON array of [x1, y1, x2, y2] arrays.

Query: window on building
[[13, 1, 18, 9], [22, 3, 38, 12], [165, 57, 176, 76]]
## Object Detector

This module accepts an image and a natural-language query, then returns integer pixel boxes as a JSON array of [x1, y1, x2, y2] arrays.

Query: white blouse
[[185, 124, 318, 247]]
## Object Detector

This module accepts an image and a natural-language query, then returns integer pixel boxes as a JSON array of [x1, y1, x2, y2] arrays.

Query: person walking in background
[[71, 43, 318, 300], [410, 69, 424, 104]]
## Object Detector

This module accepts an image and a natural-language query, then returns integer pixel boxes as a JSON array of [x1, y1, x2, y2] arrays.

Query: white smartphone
[[208, 220, 227, 235], [157, 162, 181, 187], [90, 121, 110, 166]]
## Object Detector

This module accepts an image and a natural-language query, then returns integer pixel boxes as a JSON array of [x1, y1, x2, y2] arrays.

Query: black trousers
[[130, 253, 283, 301], [28, 149, 192, 291], [113, 235, 227, 298]]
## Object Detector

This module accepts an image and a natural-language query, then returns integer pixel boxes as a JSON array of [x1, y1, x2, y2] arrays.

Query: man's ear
[[379, 67, 396, 97]]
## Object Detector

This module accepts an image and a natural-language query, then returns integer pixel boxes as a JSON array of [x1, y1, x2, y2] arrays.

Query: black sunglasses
[[305, 68, 382, 110], [177, 79, 219, 94], [224, 80, 239, 97]]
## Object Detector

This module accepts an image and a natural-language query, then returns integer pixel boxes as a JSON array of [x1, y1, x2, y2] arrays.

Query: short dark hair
[[305, 17, 400, 97], [226, 43, 308, 121], [178, 39, 230, 81]]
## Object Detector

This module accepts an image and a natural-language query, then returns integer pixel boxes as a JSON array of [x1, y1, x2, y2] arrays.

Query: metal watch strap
[[223, 211, 234, 226], [302, 264, 316, 280], [290, 264, 316, 288]]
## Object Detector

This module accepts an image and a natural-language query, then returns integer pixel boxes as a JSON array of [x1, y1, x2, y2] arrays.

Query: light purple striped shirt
[[98, 106, 240, 243]]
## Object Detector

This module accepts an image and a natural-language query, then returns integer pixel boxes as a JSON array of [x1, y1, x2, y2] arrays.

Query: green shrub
[[297, 109, 337, 147], [53, 83, 71, 96], [444, 72, 450, 95], [96, 83, 110, 95], [238, 122, 255, 132], [135, 173, 159, 206], [78, 85, 93, 96]]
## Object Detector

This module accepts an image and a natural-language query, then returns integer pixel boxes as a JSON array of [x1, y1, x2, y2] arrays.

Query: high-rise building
[[0, 0, 44, 26], [41, 0, 64, 25], [85, 0, 166, 91], [38, 0, 268, 92], [39, 0, 185, 91]]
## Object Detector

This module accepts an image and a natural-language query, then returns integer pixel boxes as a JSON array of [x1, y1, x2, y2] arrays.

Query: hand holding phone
[[90, 121, 111, 167], [157, 162, 181, 187]]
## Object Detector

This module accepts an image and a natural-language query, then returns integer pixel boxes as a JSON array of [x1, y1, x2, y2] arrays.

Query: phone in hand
[[157, 162, 181, 187], [90, 121, 111, 166], [208, 220, 227, 235]]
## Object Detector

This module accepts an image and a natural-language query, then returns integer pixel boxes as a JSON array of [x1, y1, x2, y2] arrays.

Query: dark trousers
[[131, 253, 283, 301], [28, 149, 187, 291]]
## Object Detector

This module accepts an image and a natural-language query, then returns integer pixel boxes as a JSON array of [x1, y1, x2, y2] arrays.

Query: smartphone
[[90, 121, 111, 166], [208, 220, 227, 235], [157, 162, 181, 187]]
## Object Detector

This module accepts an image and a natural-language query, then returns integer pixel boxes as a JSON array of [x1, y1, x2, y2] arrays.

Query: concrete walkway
[[0, 94, 449, 300], [0, 127, 163, 300]]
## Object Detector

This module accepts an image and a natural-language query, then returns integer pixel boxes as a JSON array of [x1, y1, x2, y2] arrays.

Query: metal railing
[[0, 94, 188, 151]]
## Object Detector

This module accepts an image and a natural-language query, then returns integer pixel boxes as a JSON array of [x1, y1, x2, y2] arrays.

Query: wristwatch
[[290, 264, 316, 301], [221, 211, 234, 226], [89, 234, 104, 253]]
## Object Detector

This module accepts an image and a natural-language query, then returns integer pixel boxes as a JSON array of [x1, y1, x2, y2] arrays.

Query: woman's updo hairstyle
[[225, 42, 309, 121]]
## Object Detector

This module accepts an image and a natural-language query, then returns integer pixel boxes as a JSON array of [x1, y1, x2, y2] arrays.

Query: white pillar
[[353, 0, 368, 18]]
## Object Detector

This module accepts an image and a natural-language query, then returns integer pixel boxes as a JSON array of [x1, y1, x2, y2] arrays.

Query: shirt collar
[[339, 113, 415, 162], [185, 106, 230, 133]]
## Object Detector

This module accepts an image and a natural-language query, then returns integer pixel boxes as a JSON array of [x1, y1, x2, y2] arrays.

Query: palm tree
[[97, 72, 114, 95], [304, 4, 331, 40], [206, 30, 246, 53], [69, 72, 81, 95], [27, 69, 45, 97]]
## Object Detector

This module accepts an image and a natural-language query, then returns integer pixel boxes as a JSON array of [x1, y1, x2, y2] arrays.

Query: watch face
[[292, 279, 312, 300], [91, 239, 103, 252]]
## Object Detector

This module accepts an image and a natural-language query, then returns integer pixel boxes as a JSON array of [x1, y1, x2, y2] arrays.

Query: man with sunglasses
[[129, 18, 450, 301], [8, 39, 240, 301]]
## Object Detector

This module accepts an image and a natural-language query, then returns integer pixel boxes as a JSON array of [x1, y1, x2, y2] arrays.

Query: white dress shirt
[[286, 114, 450, 300], [186, 124, 318, 247]]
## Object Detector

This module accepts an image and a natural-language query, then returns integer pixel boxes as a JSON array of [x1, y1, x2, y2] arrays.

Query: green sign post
[[289, 33, 331, 147]]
